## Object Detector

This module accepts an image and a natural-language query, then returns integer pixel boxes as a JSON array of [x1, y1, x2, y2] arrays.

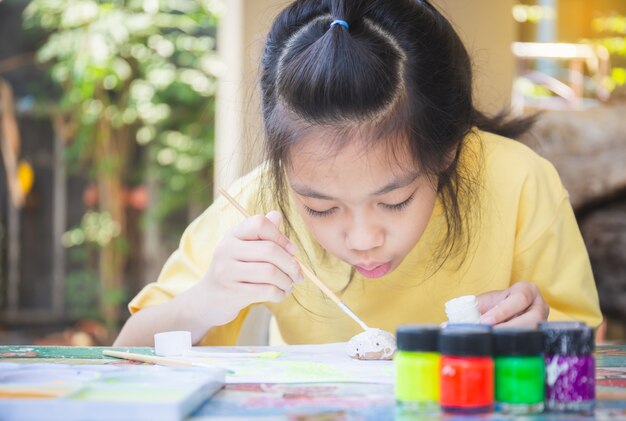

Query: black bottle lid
[[396, 325, 440, 352], [439, 328, 492, 357], [493, 328, 544, 356], [539, 321, 594, 355]]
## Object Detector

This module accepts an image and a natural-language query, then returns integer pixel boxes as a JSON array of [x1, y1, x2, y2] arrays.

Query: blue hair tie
[[330, 19, 349, 30]]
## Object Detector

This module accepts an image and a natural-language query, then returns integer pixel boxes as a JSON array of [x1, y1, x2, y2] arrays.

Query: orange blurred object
[[82, 184, 148, 210], [17, 160, 34, 196]]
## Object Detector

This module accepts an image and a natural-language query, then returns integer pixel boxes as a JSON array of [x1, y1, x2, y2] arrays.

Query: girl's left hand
[[476, 281, 549, 327]]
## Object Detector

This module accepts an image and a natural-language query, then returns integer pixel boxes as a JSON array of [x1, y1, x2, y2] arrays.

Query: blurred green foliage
[[62, 211, 122, 248], [63, 212, 129, 321], [591, 14, 626, 92], [24, 0, 223, 218], [22, 0, 224, 323]]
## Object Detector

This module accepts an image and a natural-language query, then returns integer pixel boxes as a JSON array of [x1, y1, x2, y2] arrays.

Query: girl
[[115, 0, 601, 347]]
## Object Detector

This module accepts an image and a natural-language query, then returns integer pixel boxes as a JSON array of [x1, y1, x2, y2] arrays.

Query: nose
[[344, 212, 384, 251]]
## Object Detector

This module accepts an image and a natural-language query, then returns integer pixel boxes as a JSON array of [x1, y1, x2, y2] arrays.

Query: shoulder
[[206, 164, 271, 215], [470, 129, 568, 204], [475, 129, 558, 180], [467, 130, 572, 250], [182, 164, 273, 244]]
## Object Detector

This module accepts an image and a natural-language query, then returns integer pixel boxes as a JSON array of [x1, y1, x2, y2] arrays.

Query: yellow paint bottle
[[394, 325, 440, 415]]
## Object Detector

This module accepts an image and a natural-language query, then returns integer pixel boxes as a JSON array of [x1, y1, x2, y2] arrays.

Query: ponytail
[[275, 2, 404, 123]]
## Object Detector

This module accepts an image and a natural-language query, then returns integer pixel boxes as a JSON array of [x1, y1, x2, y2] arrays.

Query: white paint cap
[[154, 331, 192, 356], [445, 295, 481, 323]]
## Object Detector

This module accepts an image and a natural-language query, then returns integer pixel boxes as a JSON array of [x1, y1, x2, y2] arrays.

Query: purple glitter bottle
[[539, 322, 595, 414]]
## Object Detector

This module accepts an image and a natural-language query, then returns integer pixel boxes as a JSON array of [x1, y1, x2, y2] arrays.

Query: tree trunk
[[95, 119, 130, 333]]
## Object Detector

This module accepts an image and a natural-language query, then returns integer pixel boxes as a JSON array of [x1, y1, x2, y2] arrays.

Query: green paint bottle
[[394, 325, 440, 415], [494, 329, 545, 414]]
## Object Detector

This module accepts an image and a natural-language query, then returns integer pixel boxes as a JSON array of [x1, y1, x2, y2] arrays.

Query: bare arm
[[114, 211, 303, 347], [114, 282, 214, 346]]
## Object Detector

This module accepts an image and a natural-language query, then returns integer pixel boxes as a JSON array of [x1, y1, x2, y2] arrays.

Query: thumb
[[265, 210, 282, 228]]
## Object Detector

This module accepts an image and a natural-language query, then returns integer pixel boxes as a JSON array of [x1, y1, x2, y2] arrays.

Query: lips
[[354, 262, 392, 278]]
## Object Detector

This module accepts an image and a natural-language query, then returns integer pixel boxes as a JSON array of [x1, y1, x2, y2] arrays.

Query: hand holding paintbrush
[[217, 187, 369, 331], [217, 187, 397, 360]]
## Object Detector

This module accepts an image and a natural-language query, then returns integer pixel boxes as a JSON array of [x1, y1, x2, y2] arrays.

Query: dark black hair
[[259, 0, 533, 275]]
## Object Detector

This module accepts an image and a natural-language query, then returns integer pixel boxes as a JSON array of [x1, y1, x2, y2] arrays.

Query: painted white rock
[[346, 328, 396, 360]]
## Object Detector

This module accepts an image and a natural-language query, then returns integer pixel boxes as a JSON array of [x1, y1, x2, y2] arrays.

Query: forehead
[[286, 128, 418, 186]]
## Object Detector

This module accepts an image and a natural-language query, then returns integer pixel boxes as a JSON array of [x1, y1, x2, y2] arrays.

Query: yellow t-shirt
[[129, 130, 602, 345]]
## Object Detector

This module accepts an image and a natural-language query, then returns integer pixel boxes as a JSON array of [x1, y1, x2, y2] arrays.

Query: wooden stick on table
[[218, 187, 370, 332], [102, 350, 227, 370]]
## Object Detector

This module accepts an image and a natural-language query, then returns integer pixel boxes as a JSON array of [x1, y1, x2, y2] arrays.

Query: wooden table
[[1, 344, 625, 420]]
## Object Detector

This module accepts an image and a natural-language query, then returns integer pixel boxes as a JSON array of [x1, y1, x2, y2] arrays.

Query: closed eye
[[305, 194, 415, 216], [304, 206, 338, 218], [381, 193, 415, 211]]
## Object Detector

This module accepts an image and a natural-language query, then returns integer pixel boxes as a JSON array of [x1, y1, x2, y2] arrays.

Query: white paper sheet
[[179, 343, 394, 384]]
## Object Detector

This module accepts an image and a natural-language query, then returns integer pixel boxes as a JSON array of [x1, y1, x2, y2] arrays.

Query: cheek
[[387, 217, 421, 249], [298, 213, 349, 257], [390, 192, 437, 245], [304, 218, 339, 248]]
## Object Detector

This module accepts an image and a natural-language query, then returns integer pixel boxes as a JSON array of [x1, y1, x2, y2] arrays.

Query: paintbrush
[[218, 187, 370, 331], [184, 350, 282, 359], [102, 350, 232, 372]]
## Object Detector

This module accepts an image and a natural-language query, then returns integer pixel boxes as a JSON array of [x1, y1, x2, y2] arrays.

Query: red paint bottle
[[440, 327, 494, 414]]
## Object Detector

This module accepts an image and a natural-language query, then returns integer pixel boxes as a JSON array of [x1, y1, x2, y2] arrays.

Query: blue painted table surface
[[1, 344, 625, 420]]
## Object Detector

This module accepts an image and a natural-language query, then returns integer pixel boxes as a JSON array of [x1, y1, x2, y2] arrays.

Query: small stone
[[345, 328, 396, 360]]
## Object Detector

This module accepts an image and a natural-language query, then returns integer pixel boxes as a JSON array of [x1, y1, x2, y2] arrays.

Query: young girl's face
[[286, 131, 438, 278]]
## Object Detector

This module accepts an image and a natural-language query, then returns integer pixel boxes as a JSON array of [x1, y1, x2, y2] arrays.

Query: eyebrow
[[291, 172, 420, 201]]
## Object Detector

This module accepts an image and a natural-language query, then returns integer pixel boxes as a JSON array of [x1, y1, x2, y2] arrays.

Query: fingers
[[214, 211, 303, 300], [202, 210, 303, 320], [233, 213, 298, 255], [233, 240, 303, 284], [495, 294, 550, 328], [479, 282, 544, 326], [265, 210, 282, 228], [476, 289, 510, 314], [239, 282, 287, 304], [479, 291, 530, 325], [231, 261, 297, 293]]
